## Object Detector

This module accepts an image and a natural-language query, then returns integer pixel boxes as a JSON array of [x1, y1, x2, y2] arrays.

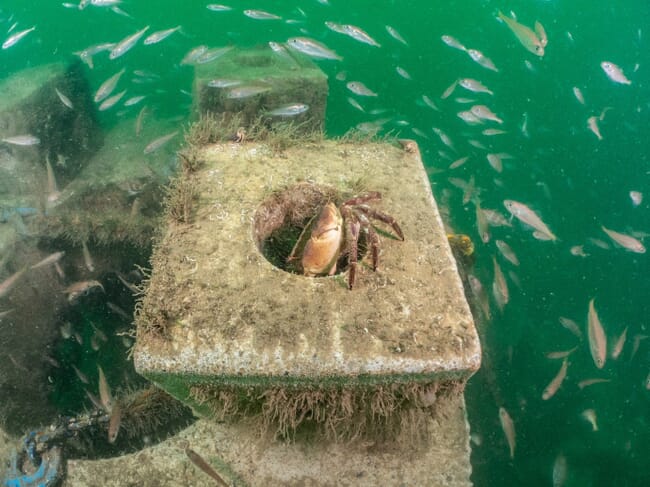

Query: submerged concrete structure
[[133, 136, 481, 484]]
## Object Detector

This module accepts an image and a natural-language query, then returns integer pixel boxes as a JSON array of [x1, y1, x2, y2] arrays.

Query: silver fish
[[441, 35, 466, 51], [206, 4, 232, 11], [467, 49, 498, 72], [496, 240, 519, 266], [144, 130, 179, 154], [207, 78, 242, 88], [600, 61, 631, 85], [109, 26, 149, 60], [195, 46, 233, 64], [143, 26, 180, 45], [587, 298, 607, 369], [108, 402, 121, 443], [459, 78, 493, 95], [542, 358, 568, 400], [2, 26, 35, 49], [243, 9, 281, 20], [97, 365, 113, 412], [1, 135, 40, 146], [504, 200, 557, 241], [31, 251, 65, 270], [180, 45, 207, 65], [286, 37, 341, 60], [601, 226, 645, 253], [265, 103, 309, 117], [342, 24, 381, 47], [94, 68, 125, 103], [123, 95, 146, 106], [226, 84, 271, 99], [99, 89, 126, 111], [63, 280, 104, 303], [471, 105, 503, 124], [346, 81, 377, 97], [499, 407, 516, 458], [0, 268, 26, 298], [385, 25, 407, 45], [55, 88, 74, 109]]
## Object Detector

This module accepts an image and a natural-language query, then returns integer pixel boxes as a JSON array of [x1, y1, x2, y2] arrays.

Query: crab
[[287, 192, 404, 289]]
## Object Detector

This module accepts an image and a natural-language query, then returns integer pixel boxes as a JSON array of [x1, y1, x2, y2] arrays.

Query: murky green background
[[1, 1, 648, 485]]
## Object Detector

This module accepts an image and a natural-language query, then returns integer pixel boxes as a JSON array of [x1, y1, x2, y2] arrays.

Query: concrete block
[[134, 138, 481, 440], [192, 47, 328, 133]]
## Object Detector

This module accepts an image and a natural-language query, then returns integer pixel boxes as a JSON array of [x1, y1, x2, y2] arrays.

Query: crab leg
[[354, 206, 405, 241], [345, 218, 361, 289]]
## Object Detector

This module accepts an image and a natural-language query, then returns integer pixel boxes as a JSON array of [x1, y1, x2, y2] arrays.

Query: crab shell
[[291, 202, 344, 277]]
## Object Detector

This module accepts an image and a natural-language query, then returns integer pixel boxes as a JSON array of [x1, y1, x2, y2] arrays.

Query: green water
[[1, 1, 648, 485]]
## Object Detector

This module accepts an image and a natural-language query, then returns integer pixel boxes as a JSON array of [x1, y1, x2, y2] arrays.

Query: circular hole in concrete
[[253, 182, 367, 278]]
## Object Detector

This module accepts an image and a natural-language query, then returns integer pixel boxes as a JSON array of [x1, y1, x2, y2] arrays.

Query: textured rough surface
[[65, 394, 473, 487], [135, 139, 480, 389]]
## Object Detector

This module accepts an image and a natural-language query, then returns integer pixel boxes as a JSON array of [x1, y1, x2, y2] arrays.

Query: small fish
[[572, 87, 585, 105], [498, 11, 547, 56], [486, 153, 503, 173], [2, 26, 35, 49], [475, 203, 490, 244], [559, 317, 582, 338], [0, 268, 26, 298], [542, 358, 568, 400], [601, 61, 631, 85], [459, 78, 493, 95], [553, 454, 568, 487], [82, 240, 95, 272], [504, 200, 557, 241], [195, 46, 233, 64], [45, 155, 60, 203], [386, 25, 407, 45], [99, 89, 126, 111], [570, 245, 589, 257], [185, 448, 229, 486], [441, 34, 466, 51], [421, 95, 439, 111], [1, 135, 40, 146], [226, 84, 271, 99], [601, 226, 645, 253], [135, 106, 148, 136], [243, 9, 281, 20], [180, 45, 208, 65], [31, 251, 65, 270], [108, 402, 121, 443], [109, 25, 149, 60], [587, 298, 607, 369], [341, 24, 380, 47], [449, 156, 469, 169], [207, 78, 241, 88], [55, 88, 74, 109], [265, 103, 309, 117], [347, 97, 364, 112], [346, 81, 377, 97], [396, 66, 412, 80], [629, 191, 643, 207], [63, 280, 104, 303], [144, 130, 179, 154], [441, 79, 458, 99], [97, 365, 113, 413], [581, 409, 598, 431], [467, 49, 498, 72], [286, 37, 341, 60], [85, 390, 104, 410], [482, 128, 506, 136], [587, 116, 602, 140], [577, 378, 611, 389], [72, 364, 89, 384], [94, 68, 125, 103], [457, 110, 482, 125], [60, 322, 73, 339], [471, 105, 503, 124], [468, 274, 491, 319], [499, 407, 516, 458], [143, 26, 180, 45], [545, 346, 578, 359], [124, 95, 146, 107], [206, 4, 232, 11], [611, 326, 628, 360], [496, 240, 519, 266], [492, 256, 509, 311]]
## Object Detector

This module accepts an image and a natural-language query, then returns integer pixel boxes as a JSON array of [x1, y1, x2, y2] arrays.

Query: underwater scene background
[[0, 0, 648, 485]]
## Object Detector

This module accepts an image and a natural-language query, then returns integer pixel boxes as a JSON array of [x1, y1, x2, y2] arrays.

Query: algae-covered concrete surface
[[135, 139, 480, 385], [65, 394, 473, 486]]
